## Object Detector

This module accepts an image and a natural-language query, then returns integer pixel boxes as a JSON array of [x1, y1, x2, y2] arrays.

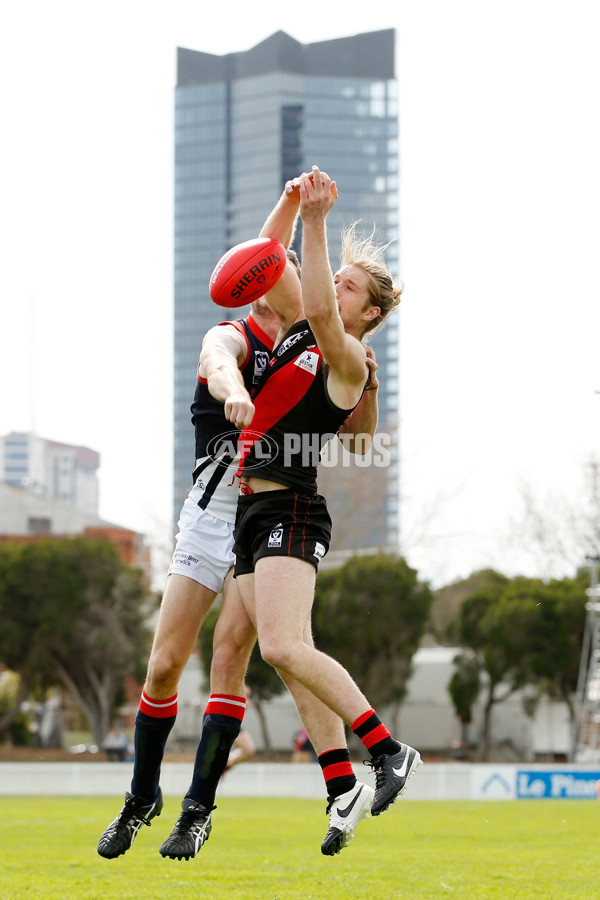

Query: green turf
[[0, 796, 598, 899]]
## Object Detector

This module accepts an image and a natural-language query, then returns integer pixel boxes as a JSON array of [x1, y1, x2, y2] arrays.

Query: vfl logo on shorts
[[313, 542, 326, 559], [268, 524, 283, 548]]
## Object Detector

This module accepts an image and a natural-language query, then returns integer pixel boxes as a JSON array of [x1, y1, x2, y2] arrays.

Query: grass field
[[0, 796, 598, 899]]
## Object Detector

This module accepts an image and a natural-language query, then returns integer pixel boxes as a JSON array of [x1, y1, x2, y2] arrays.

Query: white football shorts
[[168, 493, 235, 593]]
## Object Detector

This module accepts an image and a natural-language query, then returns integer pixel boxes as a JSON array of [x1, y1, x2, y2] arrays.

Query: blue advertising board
[[517, 770, 600, 799]]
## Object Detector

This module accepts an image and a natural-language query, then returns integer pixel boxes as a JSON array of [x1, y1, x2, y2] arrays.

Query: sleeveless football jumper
[[189, 313, 272, 522], [236, 319, 355, 493], [233, 319, 361, 575]]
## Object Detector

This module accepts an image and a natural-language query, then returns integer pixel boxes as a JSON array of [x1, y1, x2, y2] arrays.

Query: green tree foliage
[[456, 571, 587, 758], [457, 571, 525, 759], [0, 538, 153, 746], [430, 569, 509, 644], [312, 554, 433, 711], [485, 574, 587, 719], [0, 668, 33, 745], [447, 653, 480, 747]]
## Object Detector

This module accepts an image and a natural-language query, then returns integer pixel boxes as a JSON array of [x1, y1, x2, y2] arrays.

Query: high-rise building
[[173, 29, 400, 550], [0, 432, 100, 518]]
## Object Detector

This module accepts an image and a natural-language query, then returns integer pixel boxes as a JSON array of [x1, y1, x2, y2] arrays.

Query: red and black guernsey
[[190, 314, 273, 468], [237, 319, 358, 494], [189, 313, 273, 513]]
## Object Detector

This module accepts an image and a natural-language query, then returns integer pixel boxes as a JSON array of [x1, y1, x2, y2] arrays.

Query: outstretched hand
[[290, 165, 338, 221], [364, 346, 379, 391]]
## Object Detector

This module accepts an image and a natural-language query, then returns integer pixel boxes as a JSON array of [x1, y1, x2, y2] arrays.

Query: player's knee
[[211, 640, 247, 681], [259, 639, 295, 673], [146, 647, 184, 694]]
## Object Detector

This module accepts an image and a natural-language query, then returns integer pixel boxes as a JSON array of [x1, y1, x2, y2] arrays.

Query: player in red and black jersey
[[98, 252, 380, 859], [236, 319, 355, 494], [232, 168, 422, 845]]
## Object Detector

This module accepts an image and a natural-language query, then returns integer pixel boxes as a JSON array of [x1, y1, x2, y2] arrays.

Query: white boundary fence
[[1, 762, 600, 800]]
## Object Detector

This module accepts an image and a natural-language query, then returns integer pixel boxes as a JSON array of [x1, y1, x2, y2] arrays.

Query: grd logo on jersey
[[313, 542, 326, 559], [268, 524, 283, 548], [293, 350, 320, 376]]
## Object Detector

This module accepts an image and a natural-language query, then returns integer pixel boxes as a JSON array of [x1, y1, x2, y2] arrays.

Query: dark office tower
[[174, 29, 400, 552]]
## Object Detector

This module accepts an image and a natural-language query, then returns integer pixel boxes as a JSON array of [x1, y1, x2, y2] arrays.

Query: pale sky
[[1, 0, 598, 588]]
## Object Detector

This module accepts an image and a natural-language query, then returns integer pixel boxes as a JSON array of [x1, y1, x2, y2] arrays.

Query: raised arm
[[258, 185, 303, 331], [299, 166, 368, 408], [259, 182, 301, 249], [198, 325, 255, 428]]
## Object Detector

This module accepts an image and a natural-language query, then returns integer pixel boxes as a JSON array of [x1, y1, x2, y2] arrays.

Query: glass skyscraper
[[174, 29, 400, 551]]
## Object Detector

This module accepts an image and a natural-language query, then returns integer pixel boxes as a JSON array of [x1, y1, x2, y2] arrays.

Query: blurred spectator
[[292, 728, 317, 763], [102, 724, 130, 762]]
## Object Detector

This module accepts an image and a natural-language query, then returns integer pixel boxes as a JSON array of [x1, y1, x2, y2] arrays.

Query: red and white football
[[209, 237, 287, 308]]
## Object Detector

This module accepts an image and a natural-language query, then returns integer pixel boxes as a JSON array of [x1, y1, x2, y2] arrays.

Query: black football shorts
[[233, 488, 331, 577]]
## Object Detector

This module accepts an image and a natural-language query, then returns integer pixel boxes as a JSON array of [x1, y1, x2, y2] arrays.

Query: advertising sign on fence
[[516, 770, 600, 799]]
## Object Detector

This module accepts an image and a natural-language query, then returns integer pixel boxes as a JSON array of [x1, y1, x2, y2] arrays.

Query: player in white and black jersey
[[97, 296, 279, 861], [170, 309, 275, 578]]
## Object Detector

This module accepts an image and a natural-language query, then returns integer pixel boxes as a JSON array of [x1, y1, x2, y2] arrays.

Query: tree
[[198, 603, 286, 751], [447, 652, 480, 749], [455, 571, 587, 758], [430, 569, 509, 645], [312, 554, 433, 718], [0, 668, 32, 745], [0, 537, 153, 746], [509, 457, 600, 578], [486, 574, 587, 721], [456, 571, 515, 759]]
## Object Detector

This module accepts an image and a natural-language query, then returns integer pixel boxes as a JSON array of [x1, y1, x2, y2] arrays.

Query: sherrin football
[[209, 237, 287, 308]]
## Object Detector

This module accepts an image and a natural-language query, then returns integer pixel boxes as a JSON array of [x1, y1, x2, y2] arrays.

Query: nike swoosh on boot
[[337, 785, 365, 818]]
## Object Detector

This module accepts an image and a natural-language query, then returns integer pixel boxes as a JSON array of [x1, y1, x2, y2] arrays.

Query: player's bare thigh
[[238, 557, 315, 658], [213, 570, 256, 654], [145, 573, 218, 697], [210, 571, 257, 695]]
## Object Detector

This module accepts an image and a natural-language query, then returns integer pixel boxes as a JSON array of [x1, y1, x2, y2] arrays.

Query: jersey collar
[[246, 312, 275, 351]]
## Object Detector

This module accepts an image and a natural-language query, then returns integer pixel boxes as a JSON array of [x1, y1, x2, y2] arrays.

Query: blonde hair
[[286, 247, 301, 279], [340, 223, 403, 335]]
